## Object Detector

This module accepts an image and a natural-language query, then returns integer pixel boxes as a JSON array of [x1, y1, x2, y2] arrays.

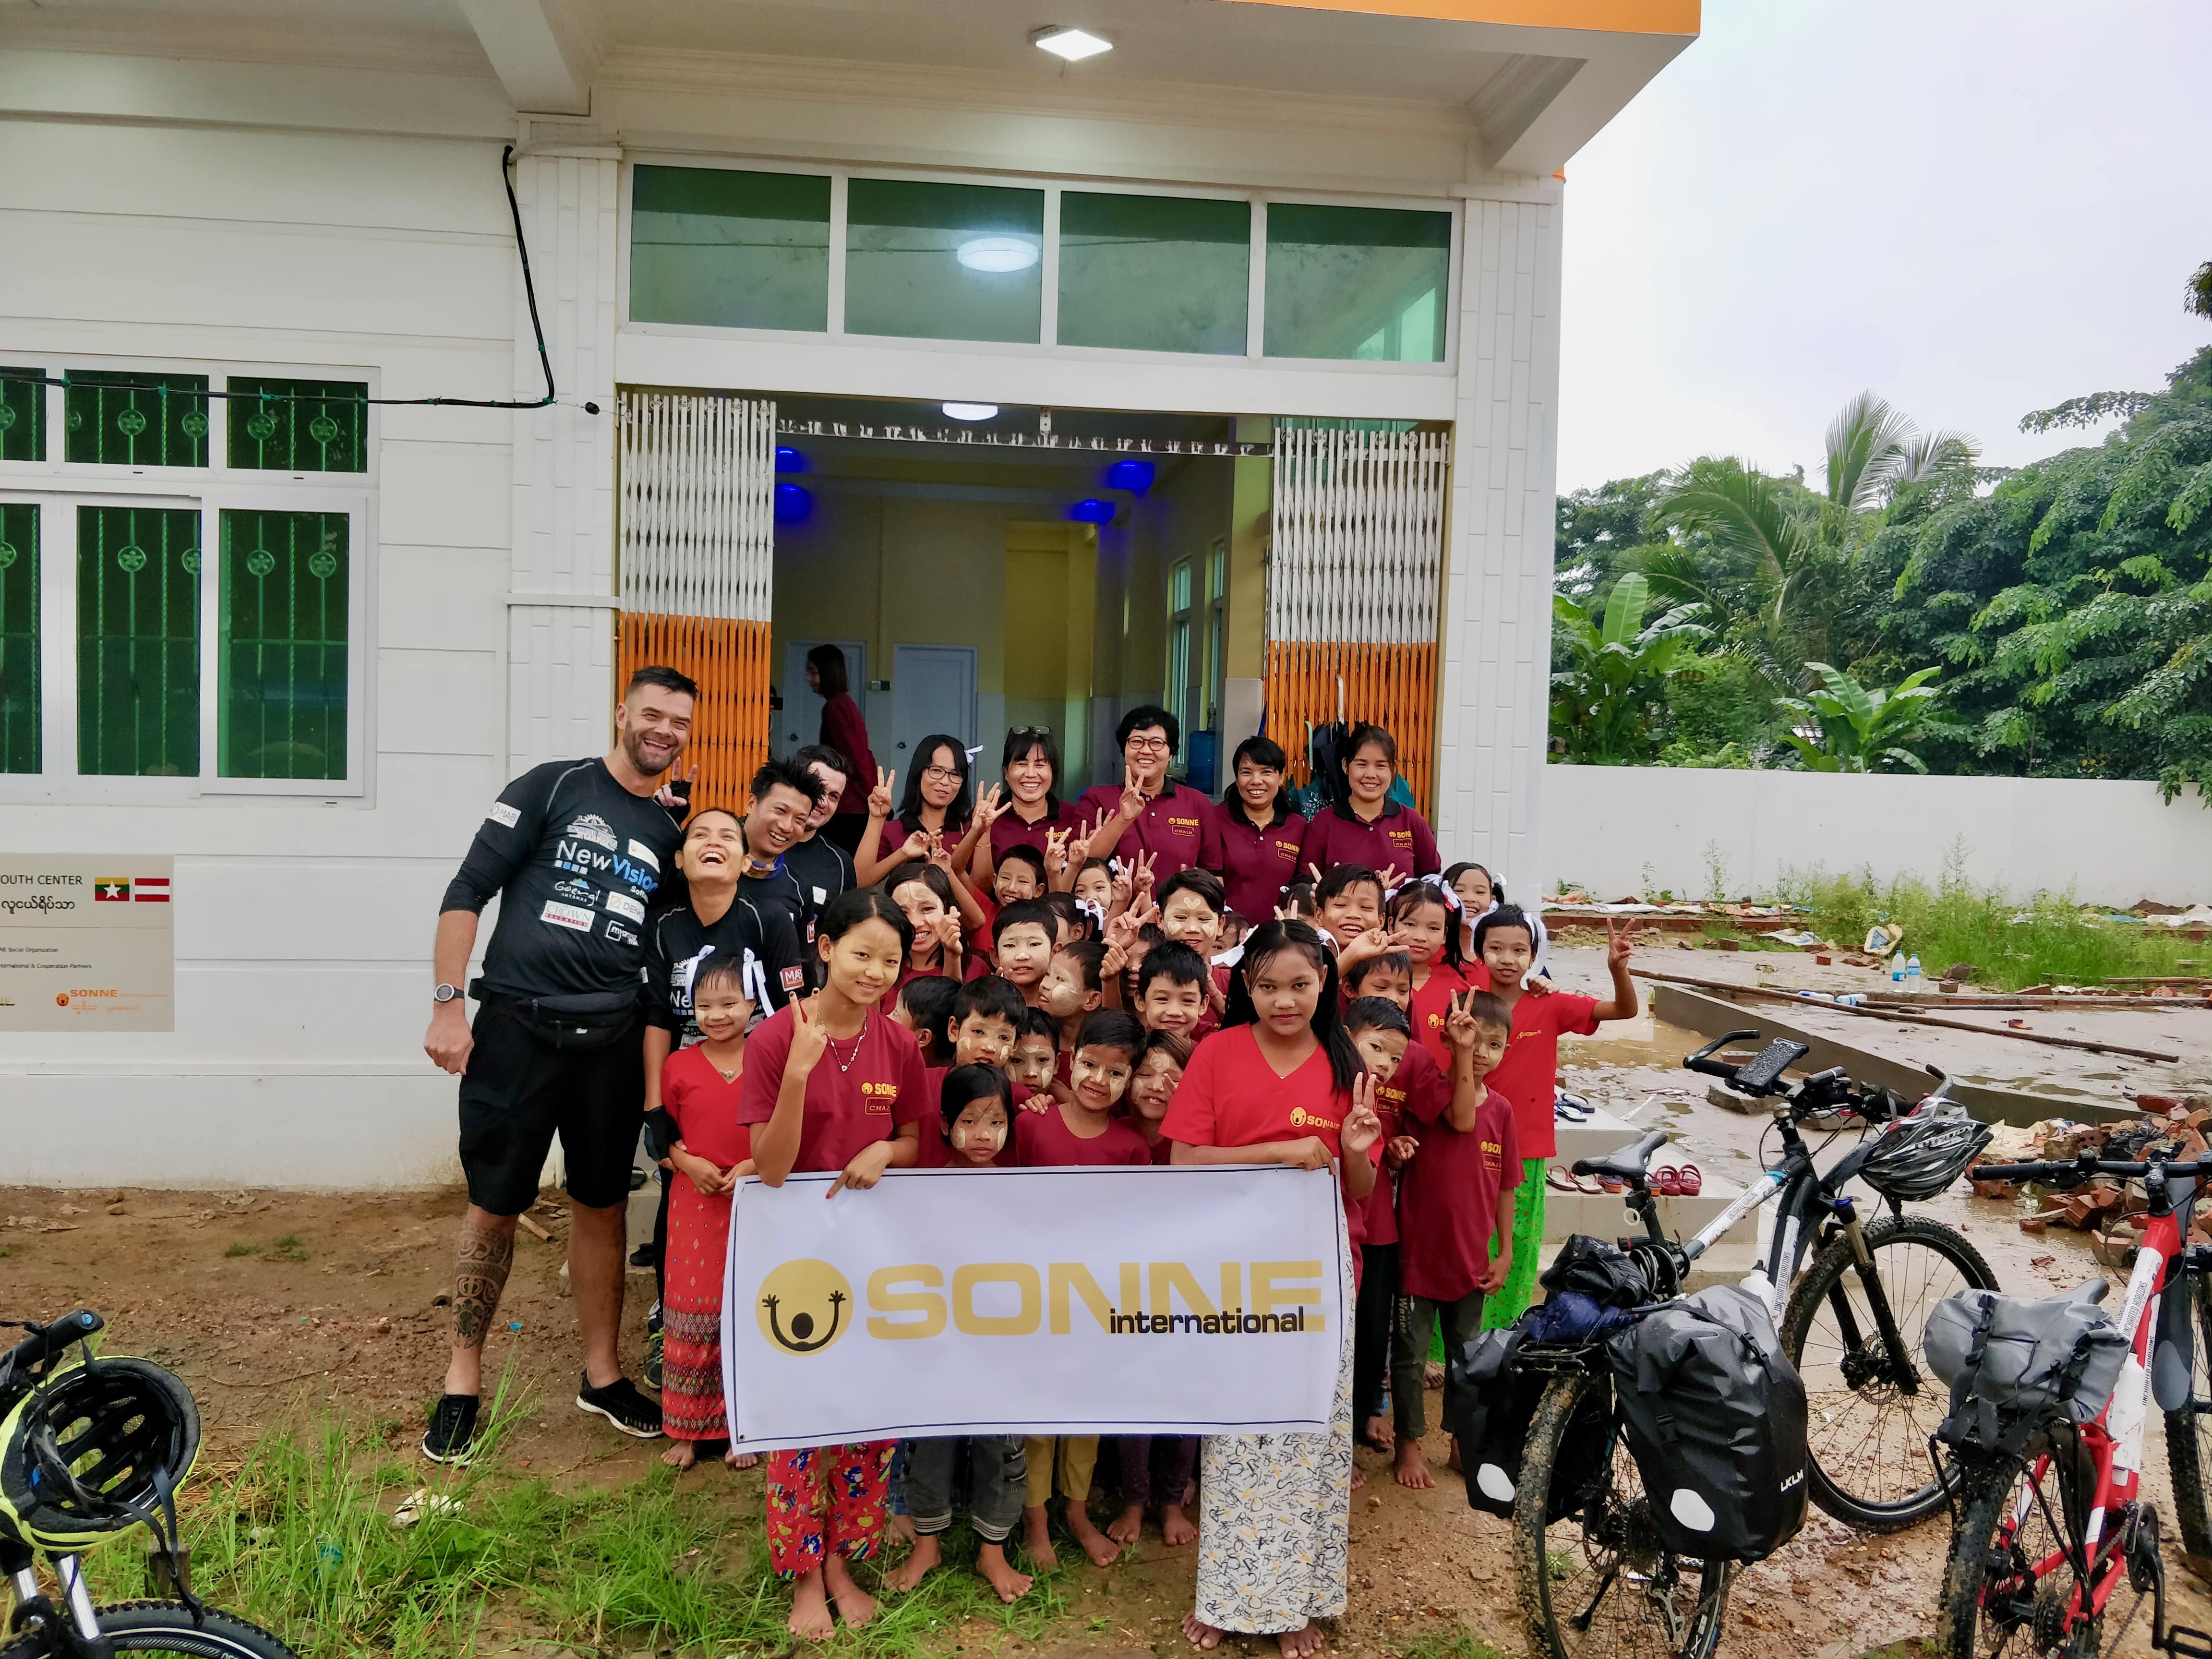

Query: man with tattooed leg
[[418, 665, 697, 1463]]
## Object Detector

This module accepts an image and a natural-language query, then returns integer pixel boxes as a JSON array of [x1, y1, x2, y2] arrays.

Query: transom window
[[0, 361, 371, 797]]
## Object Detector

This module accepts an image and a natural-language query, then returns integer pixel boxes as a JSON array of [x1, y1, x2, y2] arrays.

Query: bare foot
[[1422, 1360, 1444, 1390], [1446, 1436, 1463, 1474], [824, 1554, 877, 1628], [977, 1541, 1034, 1603], [1066, 1498, 1122, 1566], [890, 1512, 916, 1543], [1161, 1503, 1196, 1547], [1024, 1507, 1060, 1572], [661, 1439, 697, 1471], [1395, 1440, 1435, 1491], [1350, 1463, 1367, 1491], [1361, 1415, 1395, 1455], [788, 1569, 834, 1641], [727, 1448, 760, 1470], [1182, 1613, 1224, 1650], [884, 1534, 940, 1593], [1107, 1503, 1144, 1546], [1277, 1620, 1325, 1659]]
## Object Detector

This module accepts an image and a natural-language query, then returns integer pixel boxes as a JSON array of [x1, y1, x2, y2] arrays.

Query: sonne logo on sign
[[755, 1259, 1328, 1354]]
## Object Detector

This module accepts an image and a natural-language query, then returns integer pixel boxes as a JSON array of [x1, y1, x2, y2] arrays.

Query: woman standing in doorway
[[1296, 724, 1440, 883], [1212, 736, 1307, 927], [1164, 920, 1381, 1659], [808, 645, 878, 856]]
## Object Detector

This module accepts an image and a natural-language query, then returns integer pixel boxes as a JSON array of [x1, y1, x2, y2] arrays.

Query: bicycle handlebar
[[1972, 1151, 2212, 1185], [0, 1309, 103, 1383]]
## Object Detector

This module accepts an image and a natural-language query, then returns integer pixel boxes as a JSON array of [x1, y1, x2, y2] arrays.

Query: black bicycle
[[1573, 1031, 1998, 1531], [1, 1310, 299, 1659]]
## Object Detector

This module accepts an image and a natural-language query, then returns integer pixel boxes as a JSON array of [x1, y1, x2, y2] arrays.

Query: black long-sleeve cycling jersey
[[643, 893, 806, 1045], [440, 758, 685, 1011]]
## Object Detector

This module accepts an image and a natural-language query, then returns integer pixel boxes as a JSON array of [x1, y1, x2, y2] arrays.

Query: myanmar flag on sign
[[94, 878, 132, 902]]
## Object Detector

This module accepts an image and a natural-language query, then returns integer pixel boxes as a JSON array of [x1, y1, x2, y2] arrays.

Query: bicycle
[[1, 1310, 300, 1659], [1933, 1145, 2212, 1659], [1576, 1030, 1997, 1531]]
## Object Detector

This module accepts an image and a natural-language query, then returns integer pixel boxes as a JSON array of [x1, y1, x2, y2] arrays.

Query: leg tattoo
[[452, 1221, 514, 1350]]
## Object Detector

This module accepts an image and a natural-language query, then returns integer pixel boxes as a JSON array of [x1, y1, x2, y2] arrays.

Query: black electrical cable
[[0, 145, 593, 416]]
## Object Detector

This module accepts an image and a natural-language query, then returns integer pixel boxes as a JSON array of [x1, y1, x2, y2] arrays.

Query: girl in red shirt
[[1388, 880, 1480, 1072], [741, 889, 928, 1642], [1161, 920, 1382, 1659]]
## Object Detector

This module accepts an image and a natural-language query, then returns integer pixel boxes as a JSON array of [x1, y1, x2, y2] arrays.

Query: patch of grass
[[1775, 861, 2207, 992], [271, 1234, 309, 1262], [225, 1241, 262, 1258], [1400, 1629, 1511, 1659], [86, 1382, 1071, 1659]]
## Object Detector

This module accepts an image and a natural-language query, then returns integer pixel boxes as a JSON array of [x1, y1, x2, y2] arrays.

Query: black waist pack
[[1450, 1325, 1615, 1522], [480, 990, 640, 1053], [1606, 1284, 1810, 1563]]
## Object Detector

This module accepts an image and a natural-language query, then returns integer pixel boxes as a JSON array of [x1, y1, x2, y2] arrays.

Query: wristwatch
[[433, 983, 462, 1005]]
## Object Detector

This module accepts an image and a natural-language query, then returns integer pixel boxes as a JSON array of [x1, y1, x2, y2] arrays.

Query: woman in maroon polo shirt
[[972, 726, 1081, 890], [1074, 704, 1220, 880], [1212, 735, 1306, 926], [1296, 723, 1440, 882], [807, 645, 877, 856]]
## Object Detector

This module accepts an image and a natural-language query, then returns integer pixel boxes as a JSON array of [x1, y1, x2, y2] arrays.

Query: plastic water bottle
[[1889, 950, 1907, 983], [1906, 953, 1923, 987], [1739, 1268, 1776, 1316]]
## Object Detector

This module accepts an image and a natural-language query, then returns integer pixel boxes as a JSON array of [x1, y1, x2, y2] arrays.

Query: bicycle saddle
[[1571, 1129, 1670, 1186]]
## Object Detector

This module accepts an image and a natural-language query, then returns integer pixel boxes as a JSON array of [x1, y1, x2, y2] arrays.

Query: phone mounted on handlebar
[[1685, 1029, 1809, 1098]]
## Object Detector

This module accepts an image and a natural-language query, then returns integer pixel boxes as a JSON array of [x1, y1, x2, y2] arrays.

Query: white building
[[0, 0, 1694, 1185]]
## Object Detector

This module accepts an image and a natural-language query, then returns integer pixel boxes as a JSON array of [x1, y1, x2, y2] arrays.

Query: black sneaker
[[421, 1394, 480, 1464], [576, 1374, 662, 1438], [643, 1327, 664, 1391]]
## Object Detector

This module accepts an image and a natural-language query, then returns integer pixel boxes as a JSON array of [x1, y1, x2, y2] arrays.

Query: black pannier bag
[[1450, 1326, 1616, 1521], [1605, 1284, 1810, 1563]]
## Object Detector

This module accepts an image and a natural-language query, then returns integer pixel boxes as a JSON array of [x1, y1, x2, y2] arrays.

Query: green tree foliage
[[1549, 574, 1711, 764], [1775, 662, 1944, 772]]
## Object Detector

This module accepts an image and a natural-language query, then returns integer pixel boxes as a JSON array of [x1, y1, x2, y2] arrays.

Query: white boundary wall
[[1542, 764, 2212, 906]]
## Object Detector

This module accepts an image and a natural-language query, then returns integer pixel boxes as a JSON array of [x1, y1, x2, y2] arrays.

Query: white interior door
[[776, 638, 867, 758], [889, 644, 978, 778]]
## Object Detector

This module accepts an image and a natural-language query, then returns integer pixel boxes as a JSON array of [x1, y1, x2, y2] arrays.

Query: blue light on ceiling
[[775, 482, 814, 525], [1067, 498, 1116, 525], [1104, 458, 1155, 495], [775, 445, 808, 473]]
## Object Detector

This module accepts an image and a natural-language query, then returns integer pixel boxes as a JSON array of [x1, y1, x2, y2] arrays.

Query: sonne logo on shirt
[[859, 1079, 899, 1114], [1287, 1106, 1342, 1131], [754, 1258, 1330, 1353], [1167, 817, 1202, 833]]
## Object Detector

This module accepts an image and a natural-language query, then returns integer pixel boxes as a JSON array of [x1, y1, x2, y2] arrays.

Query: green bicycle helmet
[[0, 1356, 200, 1551]]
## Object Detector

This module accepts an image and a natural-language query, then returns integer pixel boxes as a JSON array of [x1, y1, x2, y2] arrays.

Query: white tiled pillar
[[1434, 185, 1563, 902], [504, 130, 621, 772]]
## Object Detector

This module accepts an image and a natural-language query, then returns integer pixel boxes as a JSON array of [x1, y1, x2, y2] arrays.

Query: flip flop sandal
[[1553, 1099, 1590, 1123], [1577, 1174, 1607, 1195], [1596, 1175, 1627, 1194], [1546, 1167, 1581, 1194], [1676, 1163, 1703, 1196], [1650, 1165, 1681, 1196]]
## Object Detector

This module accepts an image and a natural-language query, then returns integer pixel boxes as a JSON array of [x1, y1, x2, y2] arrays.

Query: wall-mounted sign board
[[0, 856, 175, 1032]]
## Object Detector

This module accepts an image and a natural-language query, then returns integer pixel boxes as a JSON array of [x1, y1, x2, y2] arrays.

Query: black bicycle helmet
[[1857, 1109, 1995, 1203], [0, 1357, 200, 1550]]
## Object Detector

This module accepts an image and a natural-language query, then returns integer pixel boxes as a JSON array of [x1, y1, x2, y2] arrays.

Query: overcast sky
[[1554, 0, 2212, 494]]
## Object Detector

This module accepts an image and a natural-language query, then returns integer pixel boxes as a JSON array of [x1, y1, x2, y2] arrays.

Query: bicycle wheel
[[1934, 1455, 2080, 1659], [1781, 1213, 1997, 1531], [2165, 1270, 2212, 1566], [0, 1599, 301, 1659], [1512, 1373, 1734, 1659]]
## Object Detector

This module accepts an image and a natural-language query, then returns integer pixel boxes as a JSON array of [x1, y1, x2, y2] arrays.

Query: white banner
[[721, 1164, 1347, 1452]]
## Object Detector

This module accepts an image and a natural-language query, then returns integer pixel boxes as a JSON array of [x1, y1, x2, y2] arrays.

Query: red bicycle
[[1936, 1146, 2212, 1659]]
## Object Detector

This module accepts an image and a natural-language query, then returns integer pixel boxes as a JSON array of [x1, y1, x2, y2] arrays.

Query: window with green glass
[[0, 369, 44, 462], [1263, 204, 1451, 362], [1058, 193, 1250, 355], [0, 503, 36, 773], [65, 372, 210, 467], [630, 166, 832, 332], [845, 179, 1044, 343], [77, 505, 201, 777], [218, 510, 349, 781], [228, 379, 368, 473]]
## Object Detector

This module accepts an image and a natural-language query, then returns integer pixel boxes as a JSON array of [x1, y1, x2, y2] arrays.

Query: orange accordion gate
[[1263, 640, 1439, 815], [616, 613, 772, 814]]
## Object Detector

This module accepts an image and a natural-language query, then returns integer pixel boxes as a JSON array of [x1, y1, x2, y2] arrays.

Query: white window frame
[[0, 353, 377, 803], [617, 155, 1462, 376]]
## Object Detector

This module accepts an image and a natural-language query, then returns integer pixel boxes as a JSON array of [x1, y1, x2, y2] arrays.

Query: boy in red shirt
[[915, 976, 1036, 1164], [1015, 1009, 1151, 1573], [1344, 997, 1428, 1458], [1007, 1007, 1058, 1094], [1391, 987, 1517, 1490], [1133, 940, 1209, 1041], [1037, 940, 1105, 1087], [991, 900, 1058, 1008], [1474, 907, 1639, 1334]]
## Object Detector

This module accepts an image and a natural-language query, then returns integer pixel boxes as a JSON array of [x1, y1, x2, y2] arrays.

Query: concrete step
[[1552, 1104, 1668, 1166]]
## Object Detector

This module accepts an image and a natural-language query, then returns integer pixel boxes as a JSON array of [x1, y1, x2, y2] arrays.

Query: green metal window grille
[[227, 379, 369, 473], [0, 503, 37, 773], [1263, 204, 1451, 363], [65, 372, 210, 467], [218, 510, 349, 781], [0, 368, 44, 462], [78, 505, 201, 777], [630, 166, 832, 332], [1058, 193, 1250, 355]]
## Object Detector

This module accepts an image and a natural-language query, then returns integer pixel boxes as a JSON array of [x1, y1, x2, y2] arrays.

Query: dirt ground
[[7, 962, 2212, 1658]]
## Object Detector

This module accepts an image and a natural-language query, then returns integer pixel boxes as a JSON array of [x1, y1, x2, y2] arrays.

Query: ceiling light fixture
[[942, 402, 1000, 422], [954, 236, 1039, 273], [1032, 25, 1113, 62]]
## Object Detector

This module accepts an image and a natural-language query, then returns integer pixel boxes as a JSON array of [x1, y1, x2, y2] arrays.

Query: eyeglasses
[[1125, 736, 1171, 753], [1010, 724, 1053, 739], [922, 764, 962, 782]]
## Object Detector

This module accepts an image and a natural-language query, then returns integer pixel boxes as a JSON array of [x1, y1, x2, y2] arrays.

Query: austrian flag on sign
[[134, 878, 170, 903], [94, 878, 131, 902]]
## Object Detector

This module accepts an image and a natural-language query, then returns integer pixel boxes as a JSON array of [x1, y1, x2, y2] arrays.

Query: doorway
[[889, 643, 977, 777], [774, 637, 866, 759]]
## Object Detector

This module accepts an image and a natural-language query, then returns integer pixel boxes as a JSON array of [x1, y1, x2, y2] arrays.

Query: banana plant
[[1551, 574, 1711, 764], [1776, 661, 1943, 772]]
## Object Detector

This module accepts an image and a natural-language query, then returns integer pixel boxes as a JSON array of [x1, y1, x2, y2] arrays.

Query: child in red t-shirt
[[1341, 947, 1412, 1010], [991, 900, 1058, 1008], [1007, 1007, 1058, 1094], [891, 974, 959, 1068], [1133, 939, 1209, 1042], [1343, 996, 1430, 1459], [915, 976, 1039, 1165], [1387, 881, 1481, 1073], [1122, 1029, 1189, 1166], [1475, 907, 1639, 1334], [1391, 988, 1517, 1490], [1037, 941, 1105, 1091]]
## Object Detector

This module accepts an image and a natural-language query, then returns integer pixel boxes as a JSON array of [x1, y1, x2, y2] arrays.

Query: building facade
[[0, 0, 1693, 1184]]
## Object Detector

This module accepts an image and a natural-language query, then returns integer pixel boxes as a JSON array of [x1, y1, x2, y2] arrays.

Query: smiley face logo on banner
[[756, 1258, 854, 1355]]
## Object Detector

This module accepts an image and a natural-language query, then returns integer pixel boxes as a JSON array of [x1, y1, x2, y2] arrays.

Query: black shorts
[[456, 1002, 644, 1215]]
